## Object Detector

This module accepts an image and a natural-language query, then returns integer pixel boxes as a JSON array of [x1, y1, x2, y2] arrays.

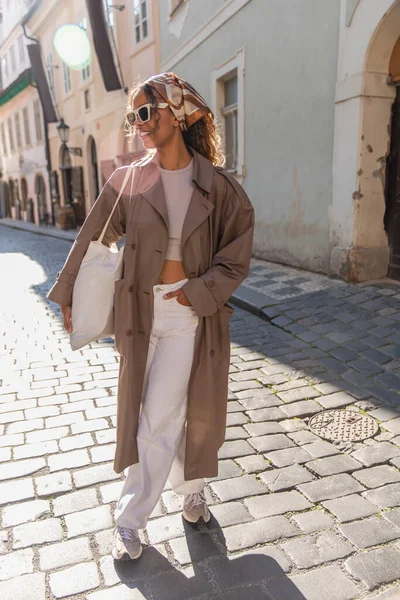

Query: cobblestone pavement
[[1, 225, 400, 600]]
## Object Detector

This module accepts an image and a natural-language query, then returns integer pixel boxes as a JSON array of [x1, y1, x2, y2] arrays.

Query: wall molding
[[161, 0, 252, 71]]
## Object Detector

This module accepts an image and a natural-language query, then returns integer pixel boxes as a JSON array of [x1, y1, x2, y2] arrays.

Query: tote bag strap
[[98, 167, 133, 244]]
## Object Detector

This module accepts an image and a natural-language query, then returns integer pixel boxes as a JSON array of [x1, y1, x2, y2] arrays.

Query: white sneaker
[[112, 526, 143, 560], [182, 490, 211, 524]]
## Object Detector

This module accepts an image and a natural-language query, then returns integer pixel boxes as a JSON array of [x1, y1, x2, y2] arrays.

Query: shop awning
[[0, 68, 34, 107]]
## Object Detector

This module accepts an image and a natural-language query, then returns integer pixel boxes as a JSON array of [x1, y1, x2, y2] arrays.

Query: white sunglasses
[[126, 102, 169, 126]]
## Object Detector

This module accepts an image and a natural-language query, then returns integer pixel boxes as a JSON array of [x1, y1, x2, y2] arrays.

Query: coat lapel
[[139, 148, 215, 248], [140, 175, 169, 232], [181, 186, 214, 250]]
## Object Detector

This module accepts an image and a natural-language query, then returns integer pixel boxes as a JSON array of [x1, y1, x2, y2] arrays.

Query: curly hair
[[125, 79, 225, 167]]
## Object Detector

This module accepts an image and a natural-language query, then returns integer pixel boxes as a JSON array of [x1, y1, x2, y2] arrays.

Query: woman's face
[[132, 90, 178, 150]]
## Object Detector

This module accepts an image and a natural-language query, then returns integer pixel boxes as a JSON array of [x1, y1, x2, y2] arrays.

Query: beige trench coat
[[47, 148, 255, 480]]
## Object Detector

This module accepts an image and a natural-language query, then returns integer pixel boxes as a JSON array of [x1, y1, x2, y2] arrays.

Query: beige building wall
[[26, 0, 160, 222], [0, 0, 51, 224]]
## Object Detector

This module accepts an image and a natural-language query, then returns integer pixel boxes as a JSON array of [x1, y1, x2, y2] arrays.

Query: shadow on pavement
[[113, 517, 306, 599]]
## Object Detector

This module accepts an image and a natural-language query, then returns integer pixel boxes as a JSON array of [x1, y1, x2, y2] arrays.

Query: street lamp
[[56, 118, 82, 156], [56, 118, 70, 145]]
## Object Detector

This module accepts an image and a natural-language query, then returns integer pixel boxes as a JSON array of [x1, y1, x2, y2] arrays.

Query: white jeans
[[114, 278, 205, 530]]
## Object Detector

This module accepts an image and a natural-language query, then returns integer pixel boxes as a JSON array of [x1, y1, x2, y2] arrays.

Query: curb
[[0, 219, 76, 243]]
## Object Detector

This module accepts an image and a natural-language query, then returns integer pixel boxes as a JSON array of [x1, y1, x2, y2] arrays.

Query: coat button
[[126, 329, 133, 336], [128, 285, 134, 293], [131, 243, 137, 250], [208, 280, 215, 288], [210, 349, 215, 357]]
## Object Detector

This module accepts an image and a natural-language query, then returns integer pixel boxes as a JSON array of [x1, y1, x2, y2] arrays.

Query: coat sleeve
[[46, 167, 129, 307], [182, 170, 255, 317]]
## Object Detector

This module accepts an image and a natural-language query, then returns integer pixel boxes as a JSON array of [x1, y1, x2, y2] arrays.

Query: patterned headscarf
[[144, 72, 213, 131]]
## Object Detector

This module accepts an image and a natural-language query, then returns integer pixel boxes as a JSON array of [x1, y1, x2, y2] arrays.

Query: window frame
[[9, 44, 16, 73], [84, 88, 91, 112], [211, 48, 245, 180], [7, 117, 14, 153], [1, 122, 8, 157], [79, 16, 91, 83], [33, 99, 43, 143], [14, 112, 22, 149], [22, 106, 31, 146], [18, 35, 25, 66], [62, 61, 72, 95], [46, 51, 57, 104], [133, 0, 149, 44]]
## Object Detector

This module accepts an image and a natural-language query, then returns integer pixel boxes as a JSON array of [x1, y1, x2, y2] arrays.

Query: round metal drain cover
[[309, 409, 379, 442]]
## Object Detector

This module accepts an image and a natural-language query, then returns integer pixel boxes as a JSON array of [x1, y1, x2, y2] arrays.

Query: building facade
[[23, 0, 160, 228], [159, 0, 400, 282], [0, 0, 51, 225]]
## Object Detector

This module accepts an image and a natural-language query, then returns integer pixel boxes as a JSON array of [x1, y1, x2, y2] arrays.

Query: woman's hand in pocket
[[61, 304, 72, 333], [163, 289, 192, 306]]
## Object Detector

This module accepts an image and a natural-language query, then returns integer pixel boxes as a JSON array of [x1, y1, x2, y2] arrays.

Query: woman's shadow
[[112, 514, 306, 600]]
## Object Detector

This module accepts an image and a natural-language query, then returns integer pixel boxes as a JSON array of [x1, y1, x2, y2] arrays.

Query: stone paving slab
[[2, 226, 400, 598]]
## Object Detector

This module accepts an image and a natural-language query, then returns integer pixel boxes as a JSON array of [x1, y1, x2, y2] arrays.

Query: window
[[133, 0, 148, 43], [211, 48, 245, 178], [22, 107, 31, 146], [79, 18, 91, 81], [63, 61, 71, 94], [221, 76, 238, 171], [1, 54, 8, 80], [33, 99, 43, 142], [18, 35, 25, 66], [84, 89, 90, 110], [14, 112, 22, 148], [46, 52, 56, 103], [1, 122, 8, 157], [9, 45, 16, 72], [103, 1, 114, 31], [7, 117, 14, 152]]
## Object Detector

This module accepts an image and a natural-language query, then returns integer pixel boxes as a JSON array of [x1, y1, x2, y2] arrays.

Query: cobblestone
[[13, 518, 63, 548], [260, 463, 315, 491], [0, 548, 34, 581], [2, 499, 50, 527], [291, 509, 334, 533], [0, 573, 46, 600], [3, 228, 400, 598], [339, 516, 400, 549], [39, 537, 92, 570], [49, 562, 100, 598], [53, 488, 99, 516], [245, 490, 312, 518], [345, 546, 400, 590], [297, 474, 365, 502], [281, 530, 353, 569]]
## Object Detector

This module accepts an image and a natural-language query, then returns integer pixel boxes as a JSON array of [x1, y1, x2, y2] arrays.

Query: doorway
[[35, 175, 46, 225], [20, 178, 28, 220], [60, 144, 73, 205], [385, 85, 400, 279]]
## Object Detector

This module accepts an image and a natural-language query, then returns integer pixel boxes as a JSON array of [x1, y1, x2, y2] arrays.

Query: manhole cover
[[309, 409, 379, 442]]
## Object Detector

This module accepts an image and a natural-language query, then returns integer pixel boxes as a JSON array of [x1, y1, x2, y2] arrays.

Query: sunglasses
[[126, 102, 169, 127]]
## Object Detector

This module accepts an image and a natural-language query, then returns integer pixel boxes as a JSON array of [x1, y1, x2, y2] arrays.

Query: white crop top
[[160, 158, 194, 261]]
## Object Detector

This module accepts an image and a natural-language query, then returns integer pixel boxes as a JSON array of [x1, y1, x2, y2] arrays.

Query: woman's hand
[[163, 289, 192, 306], [61, 305, 73, 333]]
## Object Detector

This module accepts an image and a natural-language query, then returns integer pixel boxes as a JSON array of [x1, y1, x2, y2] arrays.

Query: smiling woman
[[47, 72, 255, 562]]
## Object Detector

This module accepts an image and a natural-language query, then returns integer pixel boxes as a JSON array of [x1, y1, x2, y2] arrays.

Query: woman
[[47, 73, 254, 561]]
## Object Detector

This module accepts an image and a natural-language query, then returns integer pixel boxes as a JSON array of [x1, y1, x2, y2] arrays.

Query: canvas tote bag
[[70, 164, 138, 351]]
